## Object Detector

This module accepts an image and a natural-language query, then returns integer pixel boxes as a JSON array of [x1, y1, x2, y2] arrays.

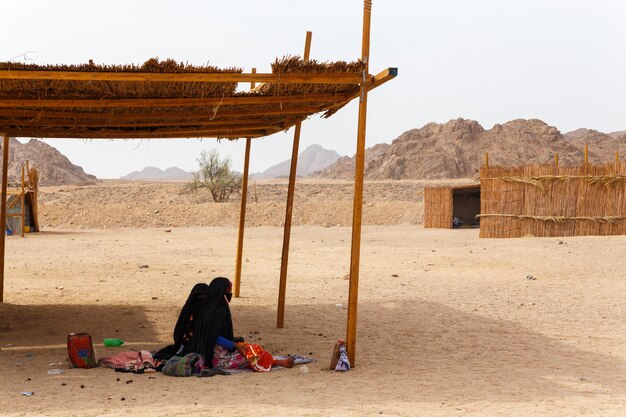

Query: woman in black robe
[[154, 278, 234, 365]]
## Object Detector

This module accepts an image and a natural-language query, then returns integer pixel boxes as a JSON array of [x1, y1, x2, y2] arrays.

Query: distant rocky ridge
[[4, 138, 96, 186], [120, 166, 194, 181], [313, 119, 625, 180], [253, 144, 341, 179]]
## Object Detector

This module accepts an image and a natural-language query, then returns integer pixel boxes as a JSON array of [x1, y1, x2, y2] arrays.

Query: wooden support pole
[[484, 152, 489, 169], [555, 152, 559, 171], [346, 0, 372, 367], [584, 144, 589, 165], [234, 138, 251, 298], [0, 134, 9, 302], [234, 68, 256, 298], [276, 31, 313, 328], [20, 166, 25, 237]]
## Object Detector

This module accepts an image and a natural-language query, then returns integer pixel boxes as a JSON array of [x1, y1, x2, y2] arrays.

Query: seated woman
[[156, 277, 293, 371]]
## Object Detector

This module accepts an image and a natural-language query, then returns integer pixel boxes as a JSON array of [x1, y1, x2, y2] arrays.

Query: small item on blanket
[[240, 343, 274, 372], [162, 353, 205, 377], [67, 333, 97, 369], [99, 350, 161, 373], [330, 340, 350, 372]]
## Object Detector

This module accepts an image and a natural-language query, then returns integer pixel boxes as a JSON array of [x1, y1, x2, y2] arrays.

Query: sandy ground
[[0, 224, 624, 416]]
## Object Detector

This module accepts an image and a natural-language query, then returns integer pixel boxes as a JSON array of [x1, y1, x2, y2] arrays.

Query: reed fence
[[479, 160, 626, 238]]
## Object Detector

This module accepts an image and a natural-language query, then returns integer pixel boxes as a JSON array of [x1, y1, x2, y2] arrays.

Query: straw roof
[[0, 57, 395, 140]]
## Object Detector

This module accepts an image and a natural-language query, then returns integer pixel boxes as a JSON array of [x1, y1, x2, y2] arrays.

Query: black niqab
[[182, 277, 234, 364]]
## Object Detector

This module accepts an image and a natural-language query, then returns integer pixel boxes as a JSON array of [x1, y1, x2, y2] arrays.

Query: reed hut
[[0, 1, 394, 365], [424, 184, 481, 229], [5, 162, 39, 236], [479, 157, 626, 238]]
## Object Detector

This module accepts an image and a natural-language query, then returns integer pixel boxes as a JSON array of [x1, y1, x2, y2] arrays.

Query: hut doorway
[[452, 186, 480, 228]]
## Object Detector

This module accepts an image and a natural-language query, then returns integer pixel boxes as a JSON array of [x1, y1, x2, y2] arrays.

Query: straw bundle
[[0, 58, 242, 100]]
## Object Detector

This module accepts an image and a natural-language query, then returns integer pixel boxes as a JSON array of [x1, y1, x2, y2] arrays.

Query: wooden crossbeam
[[0, 93, 350, 109], [0, 105, 325, 120], [325, 67, 397, 113], [3, 126, 273, 139], [0, 117, 295, 128], [0, 69, 366, 84]]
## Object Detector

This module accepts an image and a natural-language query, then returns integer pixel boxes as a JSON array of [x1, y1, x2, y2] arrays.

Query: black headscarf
[[181, 277, 234, 365], [154, 279, 233, 363], [172, 283, 211, 348]]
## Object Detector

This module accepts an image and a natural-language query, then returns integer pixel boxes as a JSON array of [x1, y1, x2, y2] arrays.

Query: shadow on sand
[[1, 299, 624, 412]]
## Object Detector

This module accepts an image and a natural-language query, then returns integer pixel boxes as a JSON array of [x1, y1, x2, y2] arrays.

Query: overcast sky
[[1, 0, 625, 178]]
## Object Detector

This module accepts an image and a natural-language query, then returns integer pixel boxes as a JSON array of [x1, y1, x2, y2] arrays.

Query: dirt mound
[[4, 138, 97, 186], [315, 119, 623, 180], [36, 179, 479, 229]]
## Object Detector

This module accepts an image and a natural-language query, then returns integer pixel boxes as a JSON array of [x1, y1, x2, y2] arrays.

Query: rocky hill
[[253, 144, 341, 179], [563, 128, 626, 160], [4, 138, 96, 186], [314, 119, 624, 180], [121, 166, 193, 181]]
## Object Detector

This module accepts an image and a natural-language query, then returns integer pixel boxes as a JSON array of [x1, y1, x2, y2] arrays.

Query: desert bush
[[187, 149, 241, 202]]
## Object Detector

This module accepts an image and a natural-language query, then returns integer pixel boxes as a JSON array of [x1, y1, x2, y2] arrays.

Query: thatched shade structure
[[0, 0, 395, 366], [0, 57, 393, 139]]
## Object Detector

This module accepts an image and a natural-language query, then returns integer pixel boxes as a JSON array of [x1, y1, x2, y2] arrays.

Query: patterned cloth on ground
[[212, 345, 249, 370], [162, 353, 205, 377], [99, 350, 161, 372]]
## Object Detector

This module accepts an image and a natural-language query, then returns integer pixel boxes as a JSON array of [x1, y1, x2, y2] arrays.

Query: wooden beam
[[0, 117, 293, 129], [4, 126, 275, 139], [0, 134, 9, 302], [484, 152, 489, 169], [0, 93, 350, 109], [346, 0, 373, 368], [234, 137, 251, 298], [320, 67, 398, 115], [277, 30, 313, 328], [0, 69, 366, 85], [0, 105, 325, 121]]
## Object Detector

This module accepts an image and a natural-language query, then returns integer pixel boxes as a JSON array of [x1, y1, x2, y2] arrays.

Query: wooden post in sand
[[20, 165, 25, 237], [0, 134, 10, 302], [483, 152, 489, 169], [234, 69, 257, 298], [346, 0, 372, 366], [554, 152, 559, 172], [276, 31, 313, 328]]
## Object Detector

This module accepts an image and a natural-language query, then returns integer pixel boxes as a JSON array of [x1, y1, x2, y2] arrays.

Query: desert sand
[[0, 180, 625, 416]]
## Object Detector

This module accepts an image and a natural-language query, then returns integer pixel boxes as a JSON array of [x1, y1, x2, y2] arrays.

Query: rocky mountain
[[120, 166, 194, 181], [253, 144, 341, 179], [309, 143, 390, 179], [564, 128, 626, 160], [3, 138, 96, 186], [314, 119, 624, 180]]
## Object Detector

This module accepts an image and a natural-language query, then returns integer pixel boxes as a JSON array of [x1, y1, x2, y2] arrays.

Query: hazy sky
[[1, 0, 625, 178]]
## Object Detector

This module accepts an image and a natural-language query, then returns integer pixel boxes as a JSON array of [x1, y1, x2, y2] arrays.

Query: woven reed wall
[[424, 187, 452, 228], [479, 161, 626, 238]]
